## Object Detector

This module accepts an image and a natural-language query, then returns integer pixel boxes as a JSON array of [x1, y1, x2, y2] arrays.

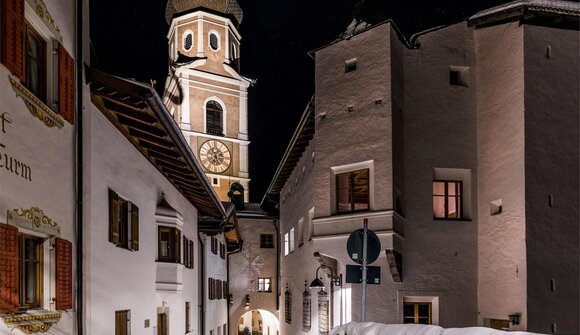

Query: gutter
[[75, 0, 84, 333]]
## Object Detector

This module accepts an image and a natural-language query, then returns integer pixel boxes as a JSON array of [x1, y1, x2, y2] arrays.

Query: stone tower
[[164, 0, 251, 202]]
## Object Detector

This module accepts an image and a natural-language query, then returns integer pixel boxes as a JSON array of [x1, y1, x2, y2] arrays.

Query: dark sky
[[90, 0, 510, 202]]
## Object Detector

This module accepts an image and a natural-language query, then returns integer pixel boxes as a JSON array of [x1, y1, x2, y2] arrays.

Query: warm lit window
[[403, 302, 431, 324], [289, 228, 295, 253], [158, 226, 181, 263], [284, 233, 289, 256], [258, 278, 272, 292], [18, 234, 43, 309], [260, 234, 274, 248], [433, 180, 463, 219], [336, 169, 369, 213], [206, 101, 223, 136], [109, 189, 139, 250], [115, 310, 130, 335]]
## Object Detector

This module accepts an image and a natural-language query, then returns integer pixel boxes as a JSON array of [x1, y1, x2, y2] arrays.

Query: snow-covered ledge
[[330, 322, 545, 335]]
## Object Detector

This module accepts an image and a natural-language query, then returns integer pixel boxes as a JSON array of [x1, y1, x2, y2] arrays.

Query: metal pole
[[361, 218, 368, 322]]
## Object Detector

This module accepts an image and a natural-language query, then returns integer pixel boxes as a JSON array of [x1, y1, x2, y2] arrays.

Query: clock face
[[199, 140, 231, 173]]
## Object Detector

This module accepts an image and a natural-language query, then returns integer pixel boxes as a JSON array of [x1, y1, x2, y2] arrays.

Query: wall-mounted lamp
[[309, 264, 342, 289], [509, 314, 520, 326], [244, 295, 250, 309]]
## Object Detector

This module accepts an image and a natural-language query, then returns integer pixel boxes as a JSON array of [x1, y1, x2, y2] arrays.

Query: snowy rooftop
[[470, 0, 580, 20], [330, 322, 546, 335]]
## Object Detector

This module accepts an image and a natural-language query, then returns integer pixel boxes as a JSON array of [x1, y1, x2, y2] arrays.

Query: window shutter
[[190, 240, 194, 268], [55, 238, 73, 310], [130, 203, 139, 251], [175, 229, 181, 263], [58, 44, 75, 124], [0, 0, 24, 81], [0, 224, 19, 314], [109, 189, 120, 245]]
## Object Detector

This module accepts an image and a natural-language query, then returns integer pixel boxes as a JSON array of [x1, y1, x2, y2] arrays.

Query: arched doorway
[[238, 309, 279, 335]]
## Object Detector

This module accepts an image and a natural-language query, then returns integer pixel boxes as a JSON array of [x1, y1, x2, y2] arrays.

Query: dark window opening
[[260, 234, 274, 248], [209, 33, 219, 50], [158, 226, 181, 263], [19, 234, 43, 309], [25, 23, 46, 102], [184, 33, 193, 50], [403, 302, 431, 324], [206, 101, 223, 136], [336, 169, 369, 213]]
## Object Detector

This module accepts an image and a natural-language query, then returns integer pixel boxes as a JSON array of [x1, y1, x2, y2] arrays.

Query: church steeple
[[165, 0, 243, 26], [164, 0, 251, 203]]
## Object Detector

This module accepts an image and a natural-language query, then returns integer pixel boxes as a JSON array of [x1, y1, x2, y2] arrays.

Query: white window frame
[[208, 30, 221, 52], [330, 160, 375, 215], [284, 232, 289, 256], [182, 29, 194, 52]]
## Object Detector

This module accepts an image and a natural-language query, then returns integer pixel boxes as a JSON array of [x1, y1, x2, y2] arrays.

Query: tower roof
[[165, 0, 243, 25]]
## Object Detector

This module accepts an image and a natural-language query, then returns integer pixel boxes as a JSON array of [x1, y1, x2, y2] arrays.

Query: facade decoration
[[1, 312, 62, 334], [7, 206, 60, 236], [26, 0, 61, 37], [9, 76, 64, 129], [284, 284, 291, 324], [318, 290, 329, 335], [302, 281, 311, 331]]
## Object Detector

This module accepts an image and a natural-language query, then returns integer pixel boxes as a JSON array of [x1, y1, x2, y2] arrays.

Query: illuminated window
[[258, 278, 271, 292], [433, 180, 462, 219], [336, 169, 369, 213], [284, 233, 289, 256], [289, 228, 295, 253], [158, 226, 181, 263], [403, 302, 431, 324], [19, 234, 43, 309]]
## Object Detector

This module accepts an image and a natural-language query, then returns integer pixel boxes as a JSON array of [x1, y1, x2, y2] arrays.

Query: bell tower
[[164, 0, 250, 202]]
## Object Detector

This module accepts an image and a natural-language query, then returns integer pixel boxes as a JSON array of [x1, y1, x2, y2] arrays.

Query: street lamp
[[309, 264, 342, 289]]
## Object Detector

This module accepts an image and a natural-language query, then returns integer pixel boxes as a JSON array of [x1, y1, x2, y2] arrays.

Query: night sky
[[90, 0, 510, 202]]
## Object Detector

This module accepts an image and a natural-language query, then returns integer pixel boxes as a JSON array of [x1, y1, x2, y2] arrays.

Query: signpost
[[346, 218, 381, 322]]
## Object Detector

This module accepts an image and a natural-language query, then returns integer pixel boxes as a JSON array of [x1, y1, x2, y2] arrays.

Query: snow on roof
[[470, 0, 580, 21], [330, 322, 547, 335]]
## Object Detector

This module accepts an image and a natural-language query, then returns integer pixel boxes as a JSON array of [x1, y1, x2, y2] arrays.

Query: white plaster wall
[[522, 25, 579, 334], [475, 22, 527, 330], [85, 105, 200, 335], [0, 0, 76, 332], [204, 233, 228, 335], [402, 22, 478, 327], [229, 216, 279, 335]]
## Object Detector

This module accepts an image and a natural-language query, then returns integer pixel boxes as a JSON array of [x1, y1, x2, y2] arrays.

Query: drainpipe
[[198, 232, 205, 335], [75, 0, 84, 334], [272, 219, 280, 311], [226, 240, 244, 335]]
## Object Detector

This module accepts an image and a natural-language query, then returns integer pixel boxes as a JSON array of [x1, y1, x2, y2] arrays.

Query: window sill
[[1, 309, 61, 333], [8, 76, 64, 129], [257, 291, 273, 293], [433, 218, 472, 222]]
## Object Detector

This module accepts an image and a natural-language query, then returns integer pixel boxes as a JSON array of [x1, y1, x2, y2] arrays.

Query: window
[[115, 310, 130, 335], [206, 101, 223, 136], [284, 233, 289, 256], [258, 278, 272, 292], [230, 43, 237, 59], [211, 236, 218, 255], [403, 302, 431, 324], [0, 224, 72, 315], [158, 226, 181, 263], [183, 31, 193, 51], [25, 23, 46, 102], [433, 180, 462, 219], [18, 234, 43, 309], [209, 32, 219, 51], [0, 0, 75, 123], [109, 189, 139, 250], [185, 302, 191, 332], [284, 285, 292, 324], [449, 66, 470, 87], [345, 58, 357, 73], [260, 234, 274, 248], [336, 169, 369, 213], [182, 236, 194, 269], [289, 228, 295, 253]]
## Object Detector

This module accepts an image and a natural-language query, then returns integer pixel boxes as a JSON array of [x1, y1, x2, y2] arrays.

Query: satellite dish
[[347, 228, 381, 265]]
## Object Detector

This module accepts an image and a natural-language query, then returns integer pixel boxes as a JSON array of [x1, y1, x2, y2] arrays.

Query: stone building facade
[[264, 1, 579, 334]]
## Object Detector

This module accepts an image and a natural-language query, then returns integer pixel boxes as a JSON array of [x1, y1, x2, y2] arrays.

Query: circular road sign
[[347, 228, 381, 265]]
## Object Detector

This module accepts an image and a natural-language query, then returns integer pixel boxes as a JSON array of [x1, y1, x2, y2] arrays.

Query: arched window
[[209, 33, 219, 51], [206, 101, 223, 136]]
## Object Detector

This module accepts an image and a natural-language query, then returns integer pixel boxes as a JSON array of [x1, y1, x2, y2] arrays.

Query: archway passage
[[238, 309, 279, 335]]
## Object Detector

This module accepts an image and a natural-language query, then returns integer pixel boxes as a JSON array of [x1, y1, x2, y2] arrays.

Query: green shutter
[[130, 203, 139, 251]]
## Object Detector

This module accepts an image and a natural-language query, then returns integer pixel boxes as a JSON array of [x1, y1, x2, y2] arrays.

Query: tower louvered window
[[206, 101, 223, 136]]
